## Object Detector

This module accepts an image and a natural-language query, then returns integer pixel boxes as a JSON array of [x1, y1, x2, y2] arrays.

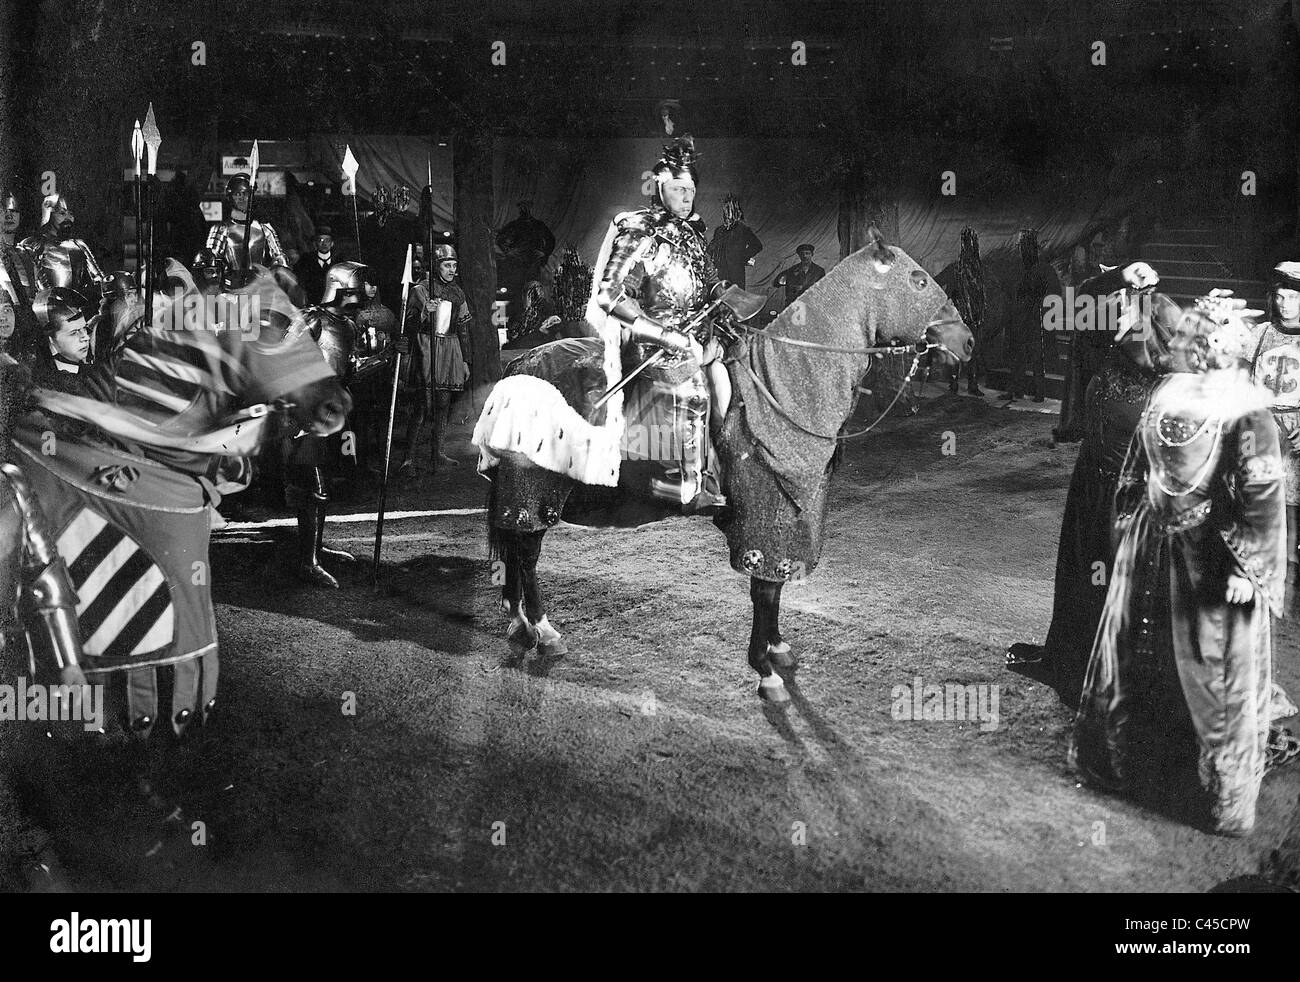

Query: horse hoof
[[537, 638, 568, 658], [507, 617, 538, 655], [758, 675, 790, 705], [767, 641, 796, 669]]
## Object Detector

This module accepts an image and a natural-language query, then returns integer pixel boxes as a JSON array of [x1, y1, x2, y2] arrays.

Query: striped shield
[[56, 506, 176, 660]]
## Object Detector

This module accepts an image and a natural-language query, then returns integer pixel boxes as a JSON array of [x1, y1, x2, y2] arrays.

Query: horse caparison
[[479, 228, 974, 703]]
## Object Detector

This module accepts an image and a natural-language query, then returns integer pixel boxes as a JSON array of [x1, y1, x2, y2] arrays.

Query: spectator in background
[[938, 226, 987, 396], [280, 172, 317, 267], [1001, 229, 1061, 403], [707, 193, 763, 289], [774, 244, 825, 310], [294, 226, 339, 304], [496, 200, 556, 308]]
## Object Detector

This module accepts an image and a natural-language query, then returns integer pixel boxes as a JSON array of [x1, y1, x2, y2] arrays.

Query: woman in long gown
[[1006, 263, 1180, 706], [1072, 298, 1286, 836]]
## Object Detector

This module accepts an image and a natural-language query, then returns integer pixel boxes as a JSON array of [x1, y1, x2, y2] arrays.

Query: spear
[[372, 244, 413, 588], [141, 104, 161, 324], [342, 144, 360, 262], [131, 120, 144, 289], [241, 138, 260, 284]]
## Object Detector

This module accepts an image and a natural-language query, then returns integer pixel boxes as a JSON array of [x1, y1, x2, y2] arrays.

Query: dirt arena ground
[[3, 386, 1299, 892]]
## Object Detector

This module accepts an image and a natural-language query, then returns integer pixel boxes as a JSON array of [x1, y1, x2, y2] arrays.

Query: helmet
[[41, 193, 73, 228], [0, 189, 17, 212], [321, 260, 369, 306], [433, 243, 458, 263], [33, 287, 92, 332], [224, 174, 252, 200]]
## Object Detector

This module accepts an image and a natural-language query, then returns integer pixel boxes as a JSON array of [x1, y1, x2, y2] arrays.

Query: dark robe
[[707, 222, 763, 289], [1031, 282, 1181, 705]]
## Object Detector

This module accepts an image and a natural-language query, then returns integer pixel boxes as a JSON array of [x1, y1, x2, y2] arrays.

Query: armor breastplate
[[292, 306, 356, 379], [18, 235, 104, 294], [638, 216, 711, 331], [211, 221, 278, 270]]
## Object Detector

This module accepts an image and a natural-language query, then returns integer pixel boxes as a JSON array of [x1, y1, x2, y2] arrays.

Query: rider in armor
[[401, 242, 472, 473], [17, 193, 108, 304], [201, 174, 287, 290], [594, 136, 731, 513], [282, 261, 362, 588]]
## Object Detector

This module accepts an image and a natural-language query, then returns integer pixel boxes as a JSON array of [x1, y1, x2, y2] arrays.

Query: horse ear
[[864, 224, 895, 268]]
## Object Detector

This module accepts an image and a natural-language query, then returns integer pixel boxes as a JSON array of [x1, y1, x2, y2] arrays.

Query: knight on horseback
[[593, 136, 732, 514]]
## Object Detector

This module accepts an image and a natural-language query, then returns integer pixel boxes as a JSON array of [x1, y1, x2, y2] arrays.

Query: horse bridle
[[734, 314, 965, 442]]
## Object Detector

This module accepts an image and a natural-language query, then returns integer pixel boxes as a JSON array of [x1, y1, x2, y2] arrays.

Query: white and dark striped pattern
[[114, 329, 243, 429], [55, 507, 175, 659]]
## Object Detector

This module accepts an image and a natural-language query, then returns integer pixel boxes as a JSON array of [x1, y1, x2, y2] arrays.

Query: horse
[[0, 266, 350, 883], [474, 226, 974, 704]]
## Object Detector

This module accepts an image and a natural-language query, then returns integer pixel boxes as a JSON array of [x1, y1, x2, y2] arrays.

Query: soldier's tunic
[[406, 277, 471, 393], [1248, 321, 1300, 506], [1072, 370, 1286, 835]]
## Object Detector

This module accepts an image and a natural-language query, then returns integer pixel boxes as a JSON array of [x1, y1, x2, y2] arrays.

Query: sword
[[591, 288, 762, 411], [372, 244, 413, 588]]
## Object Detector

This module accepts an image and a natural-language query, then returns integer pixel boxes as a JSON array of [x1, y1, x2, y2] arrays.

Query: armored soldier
[[17, 193, 108, 303], [594, 136, 731, 513], [201, 174, 287, 290], [401, 243, 472, 473], [282, 261, 363, 588], [0, 189, 37, 355]]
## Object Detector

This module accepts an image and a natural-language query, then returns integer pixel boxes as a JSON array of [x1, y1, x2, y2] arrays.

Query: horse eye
[[910, 271, 928, 291]]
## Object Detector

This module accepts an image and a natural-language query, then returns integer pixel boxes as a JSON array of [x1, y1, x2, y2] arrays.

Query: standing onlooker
[[707, 193, 763, 289], [941, 226, 987, 396], [496, 201, 556, 309], [293, 226, 339, 304], [1002, 229, 1061, 403], [774, 244, 825, 310], [1072, 299, 1287, 836]]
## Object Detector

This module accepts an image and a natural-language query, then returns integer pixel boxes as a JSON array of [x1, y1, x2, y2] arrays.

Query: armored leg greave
[[1, 463, 86, 685], [292, 476, 339, 590]]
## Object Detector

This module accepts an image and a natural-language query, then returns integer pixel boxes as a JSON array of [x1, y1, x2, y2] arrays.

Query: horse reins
[[735, 315, 963, 442]]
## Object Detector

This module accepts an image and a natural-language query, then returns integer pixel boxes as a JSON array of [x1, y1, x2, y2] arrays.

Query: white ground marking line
[[215, 508, 487, 532]]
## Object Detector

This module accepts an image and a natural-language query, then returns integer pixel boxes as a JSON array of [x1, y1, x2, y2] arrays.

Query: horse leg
[[520, 530, 567, 658], [766, 582, 797, 668], [495, 529, 539, 655], [750, 577, 789, 704]]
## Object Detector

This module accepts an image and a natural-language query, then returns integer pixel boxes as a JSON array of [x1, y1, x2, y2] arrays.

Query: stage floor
[[4, 395, 1297, 891]]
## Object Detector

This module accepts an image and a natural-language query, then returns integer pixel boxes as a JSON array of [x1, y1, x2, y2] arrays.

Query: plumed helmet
[[321, 260, 369, 305], [40, 193, 72, 227], [224, 174, 252, 200], [433, 243, 458, 263]]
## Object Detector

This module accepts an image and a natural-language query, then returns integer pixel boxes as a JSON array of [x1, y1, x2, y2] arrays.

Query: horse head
[[852, 225, 974, 364], [118, 263, 351, 452]]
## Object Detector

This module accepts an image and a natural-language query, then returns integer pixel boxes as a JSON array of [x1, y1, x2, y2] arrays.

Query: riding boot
[[295, 492, 339, 589]]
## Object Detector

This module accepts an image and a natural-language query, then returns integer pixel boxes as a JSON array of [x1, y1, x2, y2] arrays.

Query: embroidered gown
[[1072, 370, 1286, 835]]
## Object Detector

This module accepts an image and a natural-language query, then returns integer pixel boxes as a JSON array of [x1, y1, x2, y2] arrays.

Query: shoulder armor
[[614, 208, 658, 235]]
